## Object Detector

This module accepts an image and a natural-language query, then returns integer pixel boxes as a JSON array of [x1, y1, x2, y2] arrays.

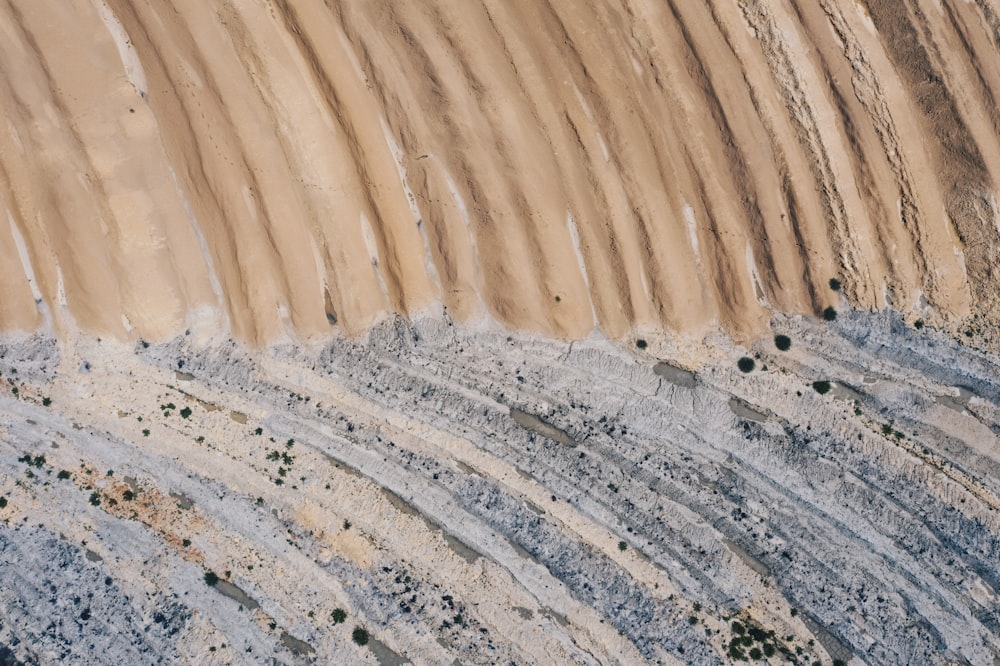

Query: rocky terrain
[[1, 305, 999, 664]]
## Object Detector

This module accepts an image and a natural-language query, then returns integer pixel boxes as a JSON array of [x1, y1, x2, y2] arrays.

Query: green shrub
[[0, 497, 7, 509], [635, 339, 648, 350], [829, 278, 842, 291], [179, 407, 192, 419], [331, 608, 347, 624], [812, 381, 831, 395], [617, 540, 627, 551], [738, 357, 756, 373], [42, 397, 52, 406], [822, 307, 837, 321], [204, 571, 219, 586], [351, 627, 369, 646], [57, 470, 71, 480], [89, 492, 101, 506], [774, 335, 791, 351]]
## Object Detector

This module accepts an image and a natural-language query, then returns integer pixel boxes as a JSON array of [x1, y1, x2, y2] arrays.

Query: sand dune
[[1, 0, 998, 344]]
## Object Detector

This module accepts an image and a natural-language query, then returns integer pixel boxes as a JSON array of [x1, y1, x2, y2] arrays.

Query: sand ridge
[[0, 0, 998, 344]]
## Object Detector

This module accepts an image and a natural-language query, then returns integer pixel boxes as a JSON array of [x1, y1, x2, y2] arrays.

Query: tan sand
[[0, 0, 997, 344]]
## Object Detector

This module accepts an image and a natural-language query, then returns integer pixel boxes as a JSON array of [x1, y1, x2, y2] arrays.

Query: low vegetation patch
[[774, 334, 791, 351], [737, 357, 756, 373]]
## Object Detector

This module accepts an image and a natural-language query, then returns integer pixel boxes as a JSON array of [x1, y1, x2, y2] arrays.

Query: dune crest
[[1, 0, 999, 344]]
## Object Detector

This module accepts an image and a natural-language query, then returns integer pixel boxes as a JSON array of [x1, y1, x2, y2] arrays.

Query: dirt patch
[[368, 637, 410, 666], [169, 491, 194, 510], [213, 580, 259, 610], [510, 409, 577, 447], [381, 488, 481, 563], [831, 383, 865, 404], [443, 532, 481, 564], [728, 398, 769, 423], [653, 362, 697, 389], [724, 538, 769, 577], [936, 386, 974, 413], [279, 631, 315, 656]]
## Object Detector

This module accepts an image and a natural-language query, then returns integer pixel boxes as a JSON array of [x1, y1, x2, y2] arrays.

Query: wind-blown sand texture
[[1, 0, 1000, 344]]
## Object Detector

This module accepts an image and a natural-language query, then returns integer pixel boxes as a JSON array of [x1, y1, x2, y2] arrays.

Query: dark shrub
[[812, 381, 831, 394], [829, 278, 842, 291], [774, 334, 791, 351], [822, 307, 837, 321], [737, 357, 756, 373], [204, 571, 219, 586], [635, 339, 647, 350], [331, 608, 347, 624], [351, 627, 369, 646]]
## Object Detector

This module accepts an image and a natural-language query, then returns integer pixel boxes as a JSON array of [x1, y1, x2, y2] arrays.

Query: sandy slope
[[1, 0, 998, 345]]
